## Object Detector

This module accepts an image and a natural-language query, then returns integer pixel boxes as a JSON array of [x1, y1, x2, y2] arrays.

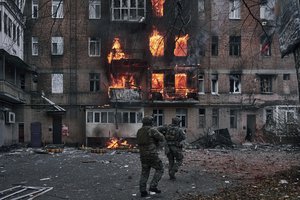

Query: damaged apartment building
[[1, 0, 296, 147]]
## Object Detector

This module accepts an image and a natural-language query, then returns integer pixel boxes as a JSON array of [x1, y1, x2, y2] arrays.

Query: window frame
[[260, 75, 273, 94], [211, 36, 219, 56], [52, 0, 63, 19], [32, 0, 38, 18], [199, 108, 206, 128], [198, 74, 205, 94], [153, 109, 164, 126], [229, 36, 241, 56], [51, 36, 64, 55], [89, 73, 100, 92], [176, 108, 187, 128], [212, 108, 219, 129], [89, 0, 101, 19], [51, 73, 63, 94], [229, 74, 241, 94], [32, 36, 38, 56], [89, 37, 101, 57], [229, 0, 241, 19], [111, 0, 146, 22], [211, 74, 218, 94], [230, 109, 237, 128]]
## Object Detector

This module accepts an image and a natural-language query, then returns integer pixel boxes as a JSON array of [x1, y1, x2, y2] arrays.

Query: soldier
[[136, 116, 165, 197], [159, 117, 186, 180]]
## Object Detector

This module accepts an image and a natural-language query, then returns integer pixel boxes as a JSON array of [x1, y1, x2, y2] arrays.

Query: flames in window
[[175, 73, 187, 95], [151, 73, 164, 92], [151, 0, 165, 17], [107, 37, 128, 64], [109, 74, 136, 89], [149, 28, 164, 57], [174, 34, 189, 57]]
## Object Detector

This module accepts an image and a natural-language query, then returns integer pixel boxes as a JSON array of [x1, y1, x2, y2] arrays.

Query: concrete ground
[[0, 143, 299, 199]]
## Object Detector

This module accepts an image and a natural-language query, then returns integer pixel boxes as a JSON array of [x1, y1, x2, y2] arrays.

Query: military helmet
[[142, 116, 153, 125], [172, 117, 181, 125]]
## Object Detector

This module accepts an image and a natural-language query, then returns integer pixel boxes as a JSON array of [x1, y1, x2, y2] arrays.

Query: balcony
[[0, 80, 27, 104], [109, 88, 142, 104]]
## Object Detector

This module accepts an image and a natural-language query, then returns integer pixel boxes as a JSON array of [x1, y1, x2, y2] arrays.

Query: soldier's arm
[[149, 128, 165, 143]]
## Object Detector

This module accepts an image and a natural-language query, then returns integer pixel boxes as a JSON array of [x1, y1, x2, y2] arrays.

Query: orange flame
[[151, 73, 164, 92], [175, 73, 187, 95], [109, 74, 136, 89], [174, 34, 189, 57], [107, 37, 127, 64], [151, 0, 165, 17], [106, 137, 132, 149], [149, 28, 164, 56]]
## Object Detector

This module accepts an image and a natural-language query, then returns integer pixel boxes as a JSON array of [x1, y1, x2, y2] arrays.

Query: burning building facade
[[19, 0, 298, 147]]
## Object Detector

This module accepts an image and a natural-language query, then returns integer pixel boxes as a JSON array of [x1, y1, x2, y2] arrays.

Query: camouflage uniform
[[136, 116, 165, 196], [159, 117, 186, 180]]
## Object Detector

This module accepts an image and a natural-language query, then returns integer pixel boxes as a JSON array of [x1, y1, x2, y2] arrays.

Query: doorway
[[246, 115, 256, 142]]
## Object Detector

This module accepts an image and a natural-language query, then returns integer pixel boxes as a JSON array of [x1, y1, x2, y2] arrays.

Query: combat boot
[[141, 191, 148, 197]]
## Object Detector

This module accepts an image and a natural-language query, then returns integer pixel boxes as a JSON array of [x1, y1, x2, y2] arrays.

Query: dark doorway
[[31, 122, 42, 147], [246, 115, 256, 142], [18, 123, 24, 143], [53, 115, 62, 144]]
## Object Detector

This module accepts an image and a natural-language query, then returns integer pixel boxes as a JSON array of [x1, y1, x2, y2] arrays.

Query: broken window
[[211, 36, 218, 56], [176, 108, 187, 128], [229, 74, 241, 93], [51, 37, 64, 55], [283, 74, 290, 80], [89, 73, 100, 92], [265, 108, 273, 124], [89, 37, 101, 56], [51, 73, 63, 93], [32, 0, 38, 18], [230, 109, 237, 128], [229, 36, 241, 56], [52, 0, 63, 18], [260, 75, 273, 94], [89, 0, 101, 19], [32, 37, 38, 56], [112, 0, 146, 21], [260, 0, 275, 20], [153, 109, 164, 126], [199, 108, 205, 128], [212, 108, 219, 129], [198, 74, 205, 94], [174, 34, 189, 57], [149, 28, 164, 57], [229, 0, 241, 19], [211, 74, 218, 94], [260, 34, 271, 56]]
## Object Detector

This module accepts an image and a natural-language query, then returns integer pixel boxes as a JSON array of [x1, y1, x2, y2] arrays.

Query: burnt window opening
[[229, 36, 241, 56], [153, 109, 164, 126], [229, 74, 241, 93], [90, 73, 100, 92], [283, 74, 290, 80], [212, 108, 219, 129], [230, 109, 237, 128], [199, 108, 205, 128], [260, 75, 273, 94], [211, 36, 218, 56]]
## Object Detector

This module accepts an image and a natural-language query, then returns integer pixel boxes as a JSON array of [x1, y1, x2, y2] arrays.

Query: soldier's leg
[[140, 163, 151, 193], [149, 156, 164, 191], [167, 151, 176, 179], [174, 149, 184, 173]]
